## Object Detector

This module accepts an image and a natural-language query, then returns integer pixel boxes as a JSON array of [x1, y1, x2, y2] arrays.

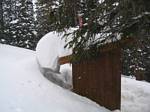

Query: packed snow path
[[0, 44, 110, 112]]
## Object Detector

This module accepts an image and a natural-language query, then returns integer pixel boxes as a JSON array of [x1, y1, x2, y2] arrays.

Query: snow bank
[[36, 32, 72, 72], [121, 77, 150, 112], [0, 44, 110, 112], [36, 31, 73, 89], [1, 44, 150, 112]]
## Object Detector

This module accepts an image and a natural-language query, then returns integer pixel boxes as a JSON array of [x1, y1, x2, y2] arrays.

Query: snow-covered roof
[[36, 31, 72, 72]]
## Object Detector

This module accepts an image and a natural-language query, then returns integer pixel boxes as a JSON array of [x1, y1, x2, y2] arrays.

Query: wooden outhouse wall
[[59, 37, 134, 110], [72, 48, 121, 110]]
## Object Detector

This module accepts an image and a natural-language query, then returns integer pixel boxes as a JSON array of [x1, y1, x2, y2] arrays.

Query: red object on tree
[[78, 15, 83, 28]]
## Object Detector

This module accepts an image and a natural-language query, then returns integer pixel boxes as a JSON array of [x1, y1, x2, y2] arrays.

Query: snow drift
[[0, 43, 150, 112], [36, 31, 73, 89], [36, 32, 72, 72], [121, 76, 150, 112], [0, 44, 110, 112]]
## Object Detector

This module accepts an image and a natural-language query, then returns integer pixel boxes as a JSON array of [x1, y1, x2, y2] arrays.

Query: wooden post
[[135, 69, 145, 81]]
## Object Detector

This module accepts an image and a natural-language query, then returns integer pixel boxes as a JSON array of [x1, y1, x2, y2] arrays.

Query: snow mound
[[36, 32, 72, 72], [0, 44, 110, 112], [121, 77, 150, 112], [1, 44, 150, 112]]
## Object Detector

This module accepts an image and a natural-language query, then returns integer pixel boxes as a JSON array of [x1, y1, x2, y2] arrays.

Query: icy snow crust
[[0, 44, 110, 112]]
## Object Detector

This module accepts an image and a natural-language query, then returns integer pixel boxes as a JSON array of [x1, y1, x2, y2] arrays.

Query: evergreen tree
[[36, 0, 53, 39], [144, 44, 150, 81], [0, 0, 37, 50], [37, 0, 150, 80], [120, 0, 150, 81], [0, 0, 12, 44], [3, 0, 18, 45], [0, 0, 4, 41], [12, 0, 36, 49]]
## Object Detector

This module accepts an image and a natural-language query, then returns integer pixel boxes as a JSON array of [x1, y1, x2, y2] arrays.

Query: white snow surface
[[0, 44, 150, 112], [121, 77, 150, 112], [0, 44, 110, 112], [36, 32, 72, 72]]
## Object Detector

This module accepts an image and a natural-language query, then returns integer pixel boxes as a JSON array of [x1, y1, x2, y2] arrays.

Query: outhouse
[[59, 37, 133, 110]]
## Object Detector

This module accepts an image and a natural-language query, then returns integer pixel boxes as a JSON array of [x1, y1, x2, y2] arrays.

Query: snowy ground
[[121, 77, 150, 112], [0, 44, 110, 112], [0, 44, 150, 112]]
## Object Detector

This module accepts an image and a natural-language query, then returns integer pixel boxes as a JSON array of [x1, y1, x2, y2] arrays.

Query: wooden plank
[[59, 55, 72, 65]]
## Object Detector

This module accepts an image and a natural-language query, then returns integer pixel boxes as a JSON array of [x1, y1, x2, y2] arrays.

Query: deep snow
[[0, 44, 150, 112], [36, 31, 72, 72], [36, 31, 73, 89], [121, 76, 150, 112], [0, 44, 110, 112]]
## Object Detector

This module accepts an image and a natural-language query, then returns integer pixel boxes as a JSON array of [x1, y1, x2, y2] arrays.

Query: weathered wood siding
[[72, 48, 121, 110]]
